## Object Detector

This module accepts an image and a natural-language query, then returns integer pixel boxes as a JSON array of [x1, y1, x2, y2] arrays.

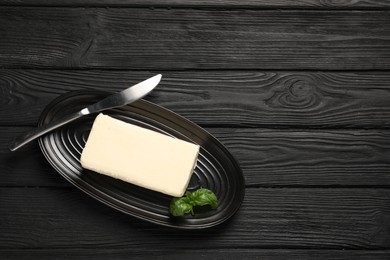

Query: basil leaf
[[169, 197, 193, 217], [170, 188, 218, 217], [187, 188, 218, 209]]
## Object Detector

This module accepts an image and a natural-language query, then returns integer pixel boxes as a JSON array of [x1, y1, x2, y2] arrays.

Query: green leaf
[[169, 188, 218, 217], [169, 197, 193, 217], [187, 188, 218, 209]]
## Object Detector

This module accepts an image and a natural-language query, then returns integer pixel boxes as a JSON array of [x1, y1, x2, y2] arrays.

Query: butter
[[80, 113, 199, 197]]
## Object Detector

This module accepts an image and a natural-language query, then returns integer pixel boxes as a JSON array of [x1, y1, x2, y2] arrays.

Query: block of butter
[[80, 113, 200, 197]]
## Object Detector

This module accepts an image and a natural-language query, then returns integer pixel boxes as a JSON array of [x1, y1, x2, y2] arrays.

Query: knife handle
[[9, 111, 84, 152]]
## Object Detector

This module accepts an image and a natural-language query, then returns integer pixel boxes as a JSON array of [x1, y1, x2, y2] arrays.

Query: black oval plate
[[38, 90, 245, 229]]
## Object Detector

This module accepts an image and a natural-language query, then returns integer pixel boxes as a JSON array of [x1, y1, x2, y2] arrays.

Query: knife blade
[[9, 74, 162, 151]]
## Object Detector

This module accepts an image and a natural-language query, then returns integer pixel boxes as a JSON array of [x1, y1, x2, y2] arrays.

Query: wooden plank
[[0, 127, 68, 187], [1, 0, 390, 9], [1, 70, 390, 128], [2, 127, 390, 187], [0, 8, 389, 70], [2, 249, 390, 260], [212, 128, 390, 187], [0, 187, 389, 249]]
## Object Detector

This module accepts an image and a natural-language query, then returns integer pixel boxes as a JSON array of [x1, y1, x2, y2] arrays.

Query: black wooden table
[[1, 1, 390, 259]]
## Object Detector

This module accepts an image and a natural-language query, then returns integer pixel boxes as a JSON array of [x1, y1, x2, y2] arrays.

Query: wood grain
[[2, 249, 390, 260], [0, 127, 67, 187], [1, 70, 390, 128], [2, 127, 390, 187], [1, 2, 389, 259], [211, 128, 390, 187], [1, 0, 390, 9], [1, 187, 389, 249], [0, 8, 389, 70]]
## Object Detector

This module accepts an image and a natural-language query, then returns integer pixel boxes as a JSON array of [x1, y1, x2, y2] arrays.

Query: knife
[[9, 74, 162, 152]]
